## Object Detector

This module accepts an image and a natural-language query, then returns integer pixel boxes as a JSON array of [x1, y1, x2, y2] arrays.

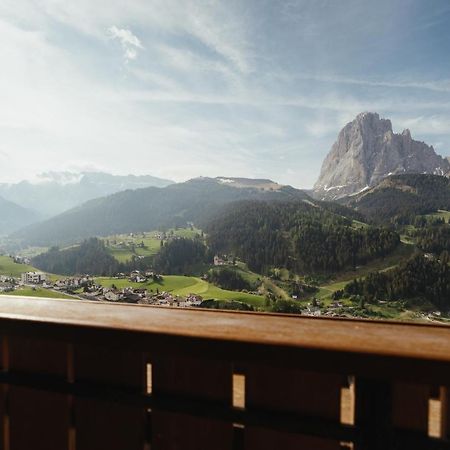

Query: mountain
[[0, 196, 41, 235], [346, 174, 450, 224], [12, 177, 311, 246], [313, 112, 450, 200], [0, 171, 174, 217]]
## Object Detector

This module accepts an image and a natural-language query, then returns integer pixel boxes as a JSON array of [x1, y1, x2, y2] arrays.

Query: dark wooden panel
[[3, 297, 450, 386], [74, 344, 145, 450], [9, 336, 67, 376], [7, 337, 69, 450], [392, 382, 429, 433], [9, 387, 69, 450], [0, 385, 5, 450], [0, 336, 4, 450], [152, 355, 233, 450], [440, 387, 449, 439], [244, 366, 344, 449], [354, 378, 393, 450]]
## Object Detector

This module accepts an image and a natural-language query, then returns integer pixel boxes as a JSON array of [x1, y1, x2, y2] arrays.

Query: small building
[[21, 272, 47, 285], [104, 289, 124, 302], [213, 255, 225, 266]]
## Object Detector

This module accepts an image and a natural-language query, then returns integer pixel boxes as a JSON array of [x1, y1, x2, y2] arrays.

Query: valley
[[0, 113, 448, 323]]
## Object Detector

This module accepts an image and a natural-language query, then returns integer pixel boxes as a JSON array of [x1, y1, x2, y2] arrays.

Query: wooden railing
[[1, 295, 450, 450]]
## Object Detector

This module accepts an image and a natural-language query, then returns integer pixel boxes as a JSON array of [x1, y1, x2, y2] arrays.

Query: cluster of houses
[[14, 269, 205, 308], [80, 283, 203, 308], [0, 275, 15, 293], [213, 254, 235, 266], [93, 289, 204, 307]]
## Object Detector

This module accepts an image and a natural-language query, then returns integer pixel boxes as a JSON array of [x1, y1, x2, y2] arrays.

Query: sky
[[1, 0, 450, 188]]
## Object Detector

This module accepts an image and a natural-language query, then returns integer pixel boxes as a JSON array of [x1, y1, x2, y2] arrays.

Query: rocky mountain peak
[[313, 112, 450, 200]]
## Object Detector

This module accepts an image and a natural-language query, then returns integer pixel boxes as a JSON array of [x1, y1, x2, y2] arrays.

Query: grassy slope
[[316, 242, 416, 300], [425, 209, 450, 221], [0, 255, 38, 277], [104, 228, 202, 263], [95, 275, 265, 307], [0, 287, 75, 299]]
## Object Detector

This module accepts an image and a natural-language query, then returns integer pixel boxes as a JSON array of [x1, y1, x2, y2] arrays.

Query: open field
[[103, 227, 202, 263], [424, 209, 450, 221], [0, 287, 75, 299], [95, 275, 265, 307], [316, 243, 416, 300], [0, 255, 38, 277], [351, 219, 369, 229]]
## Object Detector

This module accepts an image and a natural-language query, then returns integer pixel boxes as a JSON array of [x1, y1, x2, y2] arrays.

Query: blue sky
[[0, 0, 450, 188]]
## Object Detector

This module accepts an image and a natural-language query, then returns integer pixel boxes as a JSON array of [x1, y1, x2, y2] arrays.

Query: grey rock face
[[313, 112, 450, 199]]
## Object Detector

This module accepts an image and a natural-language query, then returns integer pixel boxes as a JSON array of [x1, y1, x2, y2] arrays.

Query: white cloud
[[0, 0, 449, 188], [107, 25, 143, 61]]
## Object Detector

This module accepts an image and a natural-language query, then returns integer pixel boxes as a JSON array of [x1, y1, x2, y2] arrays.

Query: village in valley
[[1, 267, 205, 307]]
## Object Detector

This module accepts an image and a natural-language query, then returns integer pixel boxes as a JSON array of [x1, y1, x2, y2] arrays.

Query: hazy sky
[[1, 0, 450, 188]]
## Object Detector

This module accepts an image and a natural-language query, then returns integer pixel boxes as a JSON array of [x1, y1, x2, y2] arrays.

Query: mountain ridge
[[0, 171, 174, 217], [314, 112, 450, 199], [0, 196, 41, 235], [11, 177, 311, 246]]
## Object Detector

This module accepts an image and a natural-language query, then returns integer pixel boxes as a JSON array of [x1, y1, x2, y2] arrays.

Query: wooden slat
[[0, 336, 5, 450], [151, 355, 233, 450], [244, 365, 344, 449], [74, 344, 145, 450], [440, 387, 450, 439], [7, 336, 69, 450], [354, 378, 393, 450], [392, 382, 429, 433]]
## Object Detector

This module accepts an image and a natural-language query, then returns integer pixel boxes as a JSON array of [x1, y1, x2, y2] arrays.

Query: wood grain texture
[[245, 366, 344, 449], [74, 345, 145, 450], [152, 356, 233, 450], [0, 297, 449, 365], [7, 337, 69, 450]]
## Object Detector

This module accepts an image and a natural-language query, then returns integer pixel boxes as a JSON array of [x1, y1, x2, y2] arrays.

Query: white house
[[21, 272, 47, 285], [213, 255, 225, 266], [104, 290, 124, 302]]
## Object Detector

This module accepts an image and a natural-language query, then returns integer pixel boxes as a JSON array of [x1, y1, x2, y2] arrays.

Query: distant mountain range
[[4, 112, 450, 244], [0, 196, 41, 235], [0, 171, 174, 217], [13, 177, 311, 246], [314, 112, 450, 200]]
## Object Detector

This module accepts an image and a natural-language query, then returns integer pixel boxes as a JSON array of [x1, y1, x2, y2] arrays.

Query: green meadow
[[95, 275, 265, 307], [103, 228, 202, 263], [0, 287, 75, 300], [0, 255, 38, 277]]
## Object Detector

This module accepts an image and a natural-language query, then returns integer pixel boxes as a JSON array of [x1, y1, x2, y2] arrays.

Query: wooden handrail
[[0, 295, 450, 449], [1, 296, 450, 381]]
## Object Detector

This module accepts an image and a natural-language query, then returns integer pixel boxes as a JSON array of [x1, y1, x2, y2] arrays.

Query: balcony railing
[[1, 295, 450, 450]]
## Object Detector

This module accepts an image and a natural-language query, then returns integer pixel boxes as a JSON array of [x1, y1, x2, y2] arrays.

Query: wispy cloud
[[107, 25, 144, 62], [289, 73, 450, 94], [0, 0, 450, 188]]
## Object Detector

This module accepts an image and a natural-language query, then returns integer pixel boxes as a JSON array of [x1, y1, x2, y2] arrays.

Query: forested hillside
[[206, 200, 399, 274], [344, 254, 450, 308], [13, 177, 310, 246], [347, 174, 450, 224], [33, 238, 120, 276]]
